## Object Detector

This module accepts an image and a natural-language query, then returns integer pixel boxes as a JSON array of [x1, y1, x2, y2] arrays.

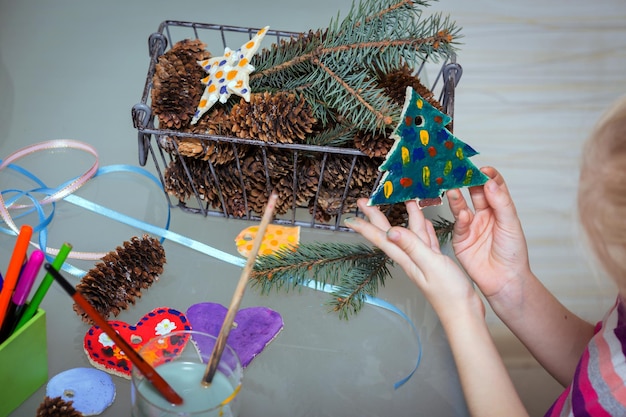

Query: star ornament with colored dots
[[368, 86, 488, 208], [191, 25, 270, 125]]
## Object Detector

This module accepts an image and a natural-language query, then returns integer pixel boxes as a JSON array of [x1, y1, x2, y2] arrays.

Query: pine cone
[[376, 65, 441, 109], [376, 65, 452, 131], [309, 198, 333, 223], [238, 153, 270, 214], [230, 92, 317, 143], [209, 162, 248, 218], [36, 396, 83, 417], [315, 187, 361, 216], [221, 149, 294, 216], [353, 129, 395, 158], [170, 107, 248, 165], [312, 155, 379, 220], [266, 150, 295, 214], [164, 156, 217, 204], [379, 203, 409, 227], [321, 155, 378, 191], [295, 157, 320, 206], [151, 39, 211, 130], [73, 235, 166, 323]]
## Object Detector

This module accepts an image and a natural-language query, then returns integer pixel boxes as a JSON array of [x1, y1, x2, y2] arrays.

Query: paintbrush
[[202, 191, 279, 386], [43, 263, 184, 405]]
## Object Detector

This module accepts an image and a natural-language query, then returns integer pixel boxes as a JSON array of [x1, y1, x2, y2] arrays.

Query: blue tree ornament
[[368, 86, 488, 207]]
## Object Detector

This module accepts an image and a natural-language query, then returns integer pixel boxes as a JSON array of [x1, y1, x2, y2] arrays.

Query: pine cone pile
[[73, 235, 166, 323], [36, 396, 83, 417], [153, 38, 444, 225]]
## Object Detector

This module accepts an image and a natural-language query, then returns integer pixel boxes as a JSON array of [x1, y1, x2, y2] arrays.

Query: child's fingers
[[356, 198, 392, 231], [425, 220, 441, 254], [406, 200, 429, 240], [345, 216, 418, 271], [406, 200, 440, 252]]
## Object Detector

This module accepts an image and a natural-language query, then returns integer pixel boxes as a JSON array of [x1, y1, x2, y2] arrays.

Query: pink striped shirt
[[545, 298, 626, 416]]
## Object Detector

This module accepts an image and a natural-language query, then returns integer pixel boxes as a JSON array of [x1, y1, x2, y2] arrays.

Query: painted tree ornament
[[368, 86, 488, 207], [191, 26, 270, 124]]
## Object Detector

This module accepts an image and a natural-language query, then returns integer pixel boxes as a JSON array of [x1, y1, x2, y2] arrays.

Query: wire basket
[[131, 20, 462, 231]]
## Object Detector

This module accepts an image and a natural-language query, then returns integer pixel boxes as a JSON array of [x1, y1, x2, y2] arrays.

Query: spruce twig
[[250, 218, 455, 319], [433, 216, 455, 246], [250, 0, 460, 133]]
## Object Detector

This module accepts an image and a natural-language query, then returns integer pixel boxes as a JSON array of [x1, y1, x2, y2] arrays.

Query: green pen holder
[[0, 309, 48, 417]]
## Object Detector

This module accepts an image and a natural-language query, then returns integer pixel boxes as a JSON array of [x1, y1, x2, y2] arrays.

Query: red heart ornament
[[83, 307, 191, 379]]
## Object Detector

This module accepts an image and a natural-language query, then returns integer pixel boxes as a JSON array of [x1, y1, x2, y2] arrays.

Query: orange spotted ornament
[[235, 224, 300, 257], [191, 26, 270, 124]]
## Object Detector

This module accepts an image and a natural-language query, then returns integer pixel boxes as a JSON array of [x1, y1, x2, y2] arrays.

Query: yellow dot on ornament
[[401, 146, 410, 165], [423, 166, 431, 187], [384, 180, 393, 198], [420, 130, 429, 146]]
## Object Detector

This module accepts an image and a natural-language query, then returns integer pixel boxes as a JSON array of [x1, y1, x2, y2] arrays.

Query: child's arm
[[346, 200, 529, 417], [448, 167, 595, 386]]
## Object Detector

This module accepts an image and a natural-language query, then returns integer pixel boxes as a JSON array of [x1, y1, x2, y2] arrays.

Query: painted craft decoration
[[46, 368, 116, 416], [186, 302, 284, 368], [235, 223, 301, 257], [191, 25, 270, 124], [369, 86, 488, 207], [83, 307, 191, 379]]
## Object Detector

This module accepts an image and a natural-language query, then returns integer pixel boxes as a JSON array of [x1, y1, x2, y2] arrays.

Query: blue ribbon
[[0, 161, 421, 388]]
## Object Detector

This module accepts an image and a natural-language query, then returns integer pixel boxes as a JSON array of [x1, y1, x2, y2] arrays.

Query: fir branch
[[250, 0, 460, 135], [305, 123, 357, 147], [249, 215, 455, 319], [433, 215, 455, 246], [249, 242, 383, 293], [327, 250, 392, 319], [317, 60, 394, 127]]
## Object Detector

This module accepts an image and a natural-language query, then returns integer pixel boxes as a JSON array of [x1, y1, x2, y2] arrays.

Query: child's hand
[[346, 199, 484, 322], [446, 167, 533, 306]]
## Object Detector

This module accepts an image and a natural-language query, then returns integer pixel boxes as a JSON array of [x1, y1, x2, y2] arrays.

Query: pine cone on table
[[73, 235, 166, 323], [36, 396, 83, 417], [151, 39, 211, 130]]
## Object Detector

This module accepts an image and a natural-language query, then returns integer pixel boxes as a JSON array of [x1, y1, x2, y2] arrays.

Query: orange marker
[[0, 225, 33, 331]]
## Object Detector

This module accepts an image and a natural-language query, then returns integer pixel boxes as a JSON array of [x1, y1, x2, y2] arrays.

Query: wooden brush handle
[[203, 191, 279, 385]]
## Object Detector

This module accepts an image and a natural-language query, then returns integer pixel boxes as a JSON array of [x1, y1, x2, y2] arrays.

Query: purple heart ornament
[[186, 302, 284, 367]]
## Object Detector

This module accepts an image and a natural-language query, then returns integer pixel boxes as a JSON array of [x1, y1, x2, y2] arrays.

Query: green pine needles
[[250, 0, 461, 135], [250, 216, 455, 319], [250, 242, 392, 320]]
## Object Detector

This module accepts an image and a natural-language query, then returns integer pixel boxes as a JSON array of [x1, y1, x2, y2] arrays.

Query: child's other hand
[[447, 166, 532, 305], [346, 199, 484, 322]]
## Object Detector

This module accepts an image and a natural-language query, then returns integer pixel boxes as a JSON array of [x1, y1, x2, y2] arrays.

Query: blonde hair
[[578, 96, 626, 288]]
